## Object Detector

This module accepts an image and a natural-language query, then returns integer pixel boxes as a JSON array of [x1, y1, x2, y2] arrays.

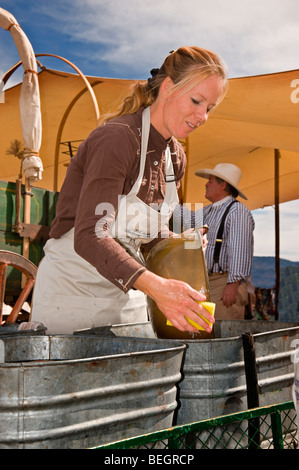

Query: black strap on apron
[[209, 200, 238, 275]]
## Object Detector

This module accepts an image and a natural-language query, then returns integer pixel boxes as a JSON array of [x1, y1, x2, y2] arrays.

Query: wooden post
[[274, 149, 280, 320], [22, 177, 31, 286], [13, 178, 22, 233]]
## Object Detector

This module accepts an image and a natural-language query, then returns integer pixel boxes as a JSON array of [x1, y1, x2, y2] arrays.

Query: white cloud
[[0, 29, 24, 88], [26, 0, 299, 77], [252, 199, 299, 262]]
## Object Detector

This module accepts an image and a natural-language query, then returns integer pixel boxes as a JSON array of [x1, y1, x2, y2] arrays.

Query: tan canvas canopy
[[1, 64, 298, 211], [184, 69, 299, 210], [0, 65, 136, 193]]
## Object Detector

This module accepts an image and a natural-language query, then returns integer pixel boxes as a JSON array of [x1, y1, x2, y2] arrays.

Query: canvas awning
[[183, 69, 299, 210], [0, 66, 136, 193]]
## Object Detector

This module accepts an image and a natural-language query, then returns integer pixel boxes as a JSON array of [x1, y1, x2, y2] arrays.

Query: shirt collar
[[212, 195, 234, 207]]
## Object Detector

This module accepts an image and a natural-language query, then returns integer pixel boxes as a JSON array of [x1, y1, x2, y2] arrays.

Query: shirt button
[[118, 279, 123, 284], [150, 185, 154, 190], [153, 161, 158, 166]]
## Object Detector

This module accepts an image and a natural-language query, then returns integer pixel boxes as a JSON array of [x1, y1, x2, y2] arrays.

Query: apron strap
[[130, 107, 151, 195], [130, 107, 178, 207], [160, 145, 178, 215]]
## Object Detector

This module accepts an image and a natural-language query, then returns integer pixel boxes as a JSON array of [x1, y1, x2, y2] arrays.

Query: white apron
[[31, 107, 179, 334]]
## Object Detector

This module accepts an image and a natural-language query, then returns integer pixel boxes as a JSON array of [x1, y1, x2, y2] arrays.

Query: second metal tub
[[76, 320, 299, 425]]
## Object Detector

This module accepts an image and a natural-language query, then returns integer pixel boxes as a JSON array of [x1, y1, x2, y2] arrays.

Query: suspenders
[[209, 200, 238, 275], [185, 199, 238, 274]]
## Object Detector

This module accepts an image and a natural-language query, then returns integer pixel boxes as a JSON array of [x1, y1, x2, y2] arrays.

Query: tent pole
[[274, 149, 280, 320], [182, 137, 189, 203], [53, 81, 101, 191]]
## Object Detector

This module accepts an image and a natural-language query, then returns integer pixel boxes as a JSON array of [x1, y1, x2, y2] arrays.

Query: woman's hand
[[133, 270, 214, 333]]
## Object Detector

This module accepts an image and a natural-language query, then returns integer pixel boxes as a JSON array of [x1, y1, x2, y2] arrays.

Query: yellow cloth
[[167, 301, 215, 331]]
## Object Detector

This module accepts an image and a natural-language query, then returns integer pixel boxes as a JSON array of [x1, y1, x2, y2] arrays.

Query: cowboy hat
[[195, 163, 247, 200]]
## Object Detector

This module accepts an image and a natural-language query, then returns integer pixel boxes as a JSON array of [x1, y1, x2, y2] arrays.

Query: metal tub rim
[[170, 325, 299, 345], [0, 333, 186, 367], [75, 320, 299, 344]]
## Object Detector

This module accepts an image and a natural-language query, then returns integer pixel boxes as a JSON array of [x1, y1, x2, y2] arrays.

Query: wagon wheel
[[0, 250, 37, 324]]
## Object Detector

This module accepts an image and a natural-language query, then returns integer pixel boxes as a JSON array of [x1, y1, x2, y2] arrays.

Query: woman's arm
[[133, 270, 214, 333]]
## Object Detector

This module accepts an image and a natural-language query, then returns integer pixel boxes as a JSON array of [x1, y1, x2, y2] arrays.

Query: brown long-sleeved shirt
[[50, 107, 186, 292]]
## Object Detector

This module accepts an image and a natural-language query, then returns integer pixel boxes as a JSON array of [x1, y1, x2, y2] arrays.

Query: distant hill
[[252, 256, 299, 322], [252, 256, 299, 288], [279, 265, 299, 321]]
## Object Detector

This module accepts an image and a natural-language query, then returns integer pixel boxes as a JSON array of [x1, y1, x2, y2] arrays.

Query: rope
[[24, 69, 38, 76], [23, 149, 40, 158]]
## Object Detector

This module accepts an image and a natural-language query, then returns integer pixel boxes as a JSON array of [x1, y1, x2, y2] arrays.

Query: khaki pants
[[209, 272, 249, 320]]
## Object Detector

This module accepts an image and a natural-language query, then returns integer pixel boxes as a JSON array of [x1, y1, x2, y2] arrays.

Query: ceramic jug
[[146, 230, 215, 339]]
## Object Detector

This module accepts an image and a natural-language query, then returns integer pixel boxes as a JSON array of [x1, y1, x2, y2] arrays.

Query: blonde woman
[[31, 46, 227, 334]]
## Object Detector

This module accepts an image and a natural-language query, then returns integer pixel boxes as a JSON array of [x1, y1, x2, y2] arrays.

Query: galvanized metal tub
[[76, 320, 299, 426], [0, 334, 185, 449]]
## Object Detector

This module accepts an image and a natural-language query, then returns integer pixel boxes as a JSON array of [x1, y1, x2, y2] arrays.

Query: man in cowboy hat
[[174, 163, 255, 320]]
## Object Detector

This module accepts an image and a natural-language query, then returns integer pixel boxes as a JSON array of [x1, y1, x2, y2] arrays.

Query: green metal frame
[[93, 401, 298, 450]]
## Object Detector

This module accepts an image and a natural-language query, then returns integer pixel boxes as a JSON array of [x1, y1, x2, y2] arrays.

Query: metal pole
[[242, 332, 260, 448], [270, 411, 284, 449], [182, 137, 189, 203], [274, 149, 280, 320]]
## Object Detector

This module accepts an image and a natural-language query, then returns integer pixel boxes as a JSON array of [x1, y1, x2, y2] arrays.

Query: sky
[[0, 0, 299, 261]]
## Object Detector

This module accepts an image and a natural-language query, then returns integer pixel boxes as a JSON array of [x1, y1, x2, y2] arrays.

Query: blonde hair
[[99, 46, 227, 125]]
